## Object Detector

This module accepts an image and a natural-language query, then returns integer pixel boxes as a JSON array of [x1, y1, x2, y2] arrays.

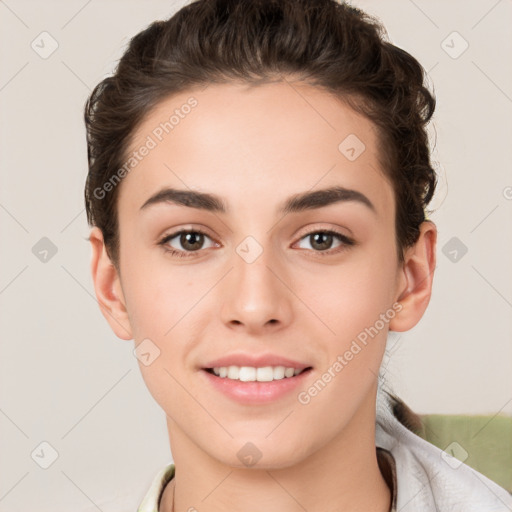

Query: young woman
[[84, 0, 512, 510]]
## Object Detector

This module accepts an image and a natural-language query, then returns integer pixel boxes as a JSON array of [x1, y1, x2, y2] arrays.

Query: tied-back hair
[[385, 391, 425, 436]]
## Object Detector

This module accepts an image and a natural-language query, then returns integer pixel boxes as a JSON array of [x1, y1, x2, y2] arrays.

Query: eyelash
[[158, 228, 355, 259]]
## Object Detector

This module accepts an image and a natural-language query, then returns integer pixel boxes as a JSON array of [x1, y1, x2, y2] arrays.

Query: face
[[91, 80, 434, 470]]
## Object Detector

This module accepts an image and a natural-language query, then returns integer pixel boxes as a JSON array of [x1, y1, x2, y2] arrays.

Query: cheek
[[295, 250, 398, 341], [120, 260, 196, 404], [118, 237, 193, 337]]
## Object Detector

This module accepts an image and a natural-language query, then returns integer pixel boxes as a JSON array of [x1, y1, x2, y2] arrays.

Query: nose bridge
[[220, 233, 293, 330]]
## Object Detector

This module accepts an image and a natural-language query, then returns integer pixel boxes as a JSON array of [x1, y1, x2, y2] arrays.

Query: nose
[[220, 241, 294, 334]]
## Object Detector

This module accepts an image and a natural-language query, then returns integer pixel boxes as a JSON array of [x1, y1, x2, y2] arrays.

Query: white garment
[[375, 388, 512, 511]]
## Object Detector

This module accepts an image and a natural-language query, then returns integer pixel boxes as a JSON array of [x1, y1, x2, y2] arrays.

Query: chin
[[210, 437, 307, 471]]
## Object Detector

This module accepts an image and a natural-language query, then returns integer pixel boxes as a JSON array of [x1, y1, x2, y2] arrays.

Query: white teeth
[[227, 366, 239, 379], [273, 366, 285, 380], [258, 367, 276, 381], [211, 365, 305, 382], [239, 367, 256, 381]]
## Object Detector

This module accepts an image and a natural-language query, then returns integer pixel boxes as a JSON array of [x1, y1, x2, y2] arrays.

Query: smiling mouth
[[203, 366, 313, 382]]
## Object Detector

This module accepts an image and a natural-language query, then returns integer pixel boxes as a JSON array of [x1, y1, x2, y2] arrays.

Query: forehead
[[119, 80, 394, 218]]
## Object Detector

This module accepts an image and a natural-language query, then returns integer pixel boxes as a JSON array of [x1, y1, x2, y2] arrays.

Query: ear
[[389, 221, 437, 332], [89, 227, 133, 340]]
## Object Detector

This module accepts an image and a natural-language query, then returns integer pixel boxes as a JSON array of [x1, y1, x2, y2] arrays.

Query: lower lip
[[201, 368, 313, 405]]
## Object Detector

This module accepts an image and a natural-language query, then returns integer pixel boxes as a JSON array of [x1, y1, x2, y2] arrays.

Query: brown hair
[[84, 0, 436, 266], [386, 391, 425, 435]]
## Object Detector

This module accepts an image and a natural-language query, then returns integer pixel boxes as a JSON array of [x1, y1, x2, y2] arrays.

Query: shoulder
[[376, 390, 512, 512], [137, 463, 175, 512]]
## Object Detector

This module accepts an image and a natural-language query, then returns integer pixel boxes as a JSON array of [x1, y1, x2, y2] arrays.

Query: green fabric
[[419, 414, 512, 492]]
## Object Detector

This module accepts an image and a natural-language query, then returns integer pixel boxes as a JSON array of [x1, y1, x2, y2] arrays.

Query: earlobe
[[89, 227, 133, 340], [389, 221, 437, 332]]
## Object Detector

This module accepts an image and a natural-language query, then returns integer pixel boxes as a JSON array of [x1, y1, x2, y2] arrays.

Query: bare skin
[[90, 79, 436, 512]]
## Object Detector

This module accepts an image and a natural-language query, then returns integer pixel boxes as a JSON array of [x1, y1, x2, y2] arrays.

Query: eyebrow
[[140, 186, 376, 215]]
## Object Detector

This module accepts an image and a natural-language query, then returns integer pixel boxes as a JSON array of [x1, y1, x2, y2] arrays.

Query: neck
[[161, 386, 391, 512]]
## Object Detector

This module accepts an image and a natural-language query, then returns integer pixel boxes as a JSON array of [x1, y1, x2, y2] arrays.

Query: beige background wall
[[1, 1, 511, 511]]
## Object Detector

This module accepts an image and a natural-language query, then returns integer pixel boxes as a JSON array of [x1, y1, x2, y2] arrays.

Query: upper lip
[[202, 353, 312, 370]]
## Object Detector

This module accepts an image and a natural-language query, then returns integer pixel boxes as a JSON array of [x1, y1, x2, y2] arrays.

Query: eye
[[158, 228, 355, 259], [159, 229, 218, 258], [294, 229, 355, 256]]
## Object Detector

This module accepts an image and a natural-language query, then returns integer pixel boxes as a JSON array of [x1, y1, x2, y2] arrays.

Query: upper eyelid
[[299, 227, 353, 240], [159, 228, 219, 247], [160, 226, 217, 241], [293, 229, 355, 249]]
